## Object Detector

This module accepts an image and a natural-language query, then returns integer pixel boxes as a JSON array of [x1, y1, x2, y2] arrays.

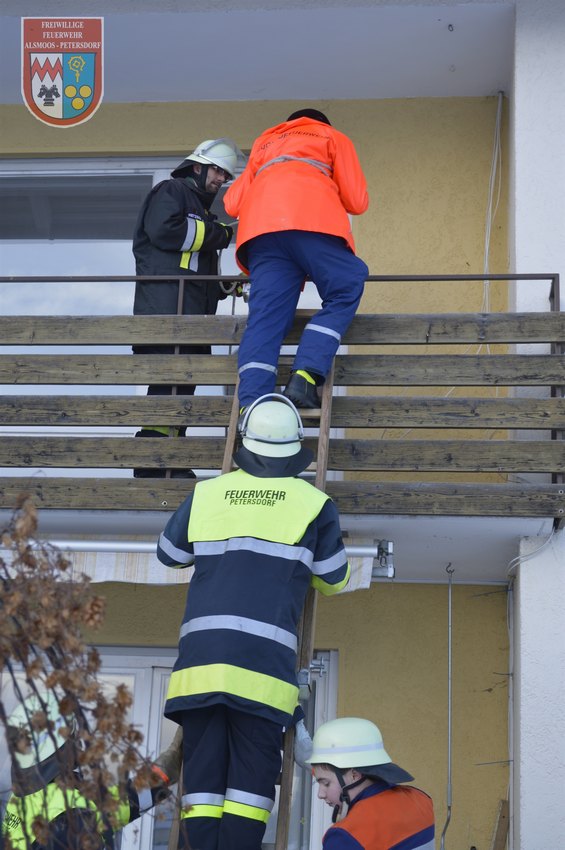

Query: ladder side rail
[[275, 362, 335, 850]]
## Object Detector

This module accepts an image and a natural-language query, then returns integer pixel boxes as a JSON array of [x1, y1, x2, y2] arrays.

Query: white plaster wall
[[514, 529, 565, 849], [510, 0, 565, 313], [508, 0, 564, 486]]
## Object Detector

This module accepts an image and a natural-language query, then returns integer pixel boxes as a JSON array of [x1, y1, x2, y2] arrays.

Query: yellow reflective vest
[[2, 783, 132, 850], [158, 469, 350, 726]]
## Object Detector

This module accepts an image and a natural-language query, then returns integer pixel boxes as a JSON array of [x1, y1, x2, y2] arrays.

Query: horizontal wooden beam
[[2, 354, 564, 386], [0, 436, 562, 473], [1, 312, 563, 345], [326, 439, 565, 472], [0, 477, 562, 517], [0, 395, 233, 426], [2, 395, 565, 429]]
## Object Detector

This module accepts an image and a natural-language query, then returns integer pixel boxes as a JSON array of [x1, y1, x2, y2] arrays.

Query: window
[[0, 175, 152, 241]]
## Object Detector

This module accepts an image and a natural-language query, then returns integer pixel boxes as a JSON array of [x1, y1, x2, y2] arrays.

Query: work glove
[[293, 719, 313, 769], [217, 222, 233, 248], [234, 281, 250, 299], [153, 725, 183, 785]]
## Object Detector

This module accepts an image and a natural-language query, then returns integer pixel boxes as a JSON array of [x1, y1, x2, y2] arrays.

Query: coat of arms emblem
[[21, 17, 103, 127]]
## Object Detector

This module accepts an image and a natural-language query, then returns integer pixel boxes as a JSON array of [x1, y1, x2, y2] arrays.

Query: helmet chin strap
[[184, 165, 215, 206], [332, 769, 367, 823]]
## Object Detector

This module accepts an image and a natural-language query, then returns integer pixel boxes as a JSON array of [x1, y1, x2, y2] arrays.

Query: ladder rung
[[299, 408, 322, 420]]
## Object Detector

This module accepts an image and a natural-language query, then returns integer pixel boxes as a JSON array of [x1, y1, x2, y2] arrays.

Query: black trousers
[[179, 706, 283, 850], [133, 277, 224, 398]]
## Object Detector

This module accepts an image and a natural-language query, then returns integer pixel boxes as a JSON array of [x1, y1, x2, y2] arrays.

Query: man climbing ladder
[[223, 108, 369, 413], [157, 393, 349, 850]]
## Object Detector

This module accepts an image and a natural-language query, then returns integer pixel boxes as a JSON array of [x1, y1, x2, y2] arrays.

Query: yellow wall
[[89, 579, 509, 850], [4, 96, 510, 848], [0, 95, 508, 299]]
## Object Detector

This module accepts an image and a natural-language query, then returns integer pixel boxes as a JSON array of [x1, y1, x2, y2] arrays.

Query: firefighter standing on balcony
[[156, 394, 350, 850], [131, 138, 244, 478], [1, 691, 182, 850], [223, 109, 369, 414]]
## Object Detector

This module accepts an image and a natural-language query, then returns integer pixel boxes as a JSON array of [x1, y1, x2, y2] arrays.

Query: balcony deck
[[0, 274, 563, 522]]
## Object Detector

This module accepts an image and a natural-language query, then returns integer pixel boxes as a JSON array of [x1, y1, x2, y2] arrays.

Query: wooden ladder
[[221, 358, 335, 850]]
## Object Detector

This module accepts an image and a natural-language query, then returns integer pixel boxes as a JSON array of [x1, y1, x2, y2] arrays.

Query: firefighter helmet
[[7, 690, 77, 785], [306, 717, 414, 784], [171, 138, 242, 180], [240, 394, 304, 458]]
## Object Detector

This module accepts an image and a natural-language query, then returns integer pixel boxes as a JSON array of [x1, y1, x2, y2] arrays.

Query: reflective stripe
[[180, 614, 298, 652], [167, 663, 298, 714], [257, 155, 332, 177], [312, 547, 347, 576], [181, 804, 223, 820], [181, 217, 197, 251], [137, 788, 153, 813], [181, 217, 205, 252], [158, 532, 194, 566], [312, 564, 350, 596], [238, 361, 278, 375], [225, 787, 275, 812], [183, 792, 225, 807], [313, 741, 386, 759], [192, 219, 206, 251], [194, 537, 313, 568], [223, 800, 271, 823], [179, 250, 200, 271], [305, 322, 341, 342]]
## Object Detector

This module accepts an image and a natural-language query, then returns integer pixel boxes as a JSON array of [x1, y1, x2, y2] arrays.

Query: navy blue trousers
[[237, 230, 367, 407], [179, 706, 283, 850]]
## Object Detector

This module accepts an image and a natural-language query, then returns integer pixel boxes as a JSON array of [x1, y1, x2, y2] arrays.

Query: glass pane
[[0, 175, 152, 240]]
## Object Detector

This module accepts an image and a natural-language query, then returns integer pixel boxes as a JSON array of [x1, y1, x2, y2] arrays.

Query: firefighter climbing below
[[157, 394, 350, 850]]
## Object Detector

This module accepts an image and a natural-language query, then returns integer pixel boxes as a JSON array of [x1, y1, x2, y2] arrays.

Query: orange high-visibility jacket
[[323, 784, 435, 850], [224, 116, 369, 273]]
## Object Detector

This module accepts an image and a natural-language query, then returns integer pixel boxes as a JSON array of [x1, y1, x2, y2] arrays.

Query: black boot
[[283, 373, 321, 408]]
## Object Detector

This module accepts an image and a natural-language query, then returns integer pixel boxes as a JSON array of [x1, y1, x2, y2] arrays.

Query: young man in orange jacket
[[224, 109, 369, 414], [308, 717, 435, 850]]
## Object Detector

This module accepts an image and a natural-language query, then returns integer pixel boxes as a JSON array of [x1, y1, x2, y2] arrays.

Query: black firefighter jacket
[[132, 177, 232, 316]]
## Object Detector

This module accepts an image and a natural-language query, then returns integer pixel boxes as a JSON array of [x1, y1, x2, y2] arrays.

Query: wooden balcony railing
[[0, 274, 564, 521]]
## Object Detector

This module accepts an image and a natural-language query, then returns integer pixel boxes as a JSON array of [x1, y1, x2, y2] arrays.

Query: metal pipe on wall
[[39, 540, 382, 558], [440, 563, 454, 850]]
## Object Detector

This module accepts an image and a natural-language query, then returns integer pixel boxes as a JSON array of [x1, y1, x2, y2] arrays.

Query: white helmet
[[172, 138, 243, 180], [306, 717, 414, 784], [7, 690, 76, 777], [240, 394, 304, 458]]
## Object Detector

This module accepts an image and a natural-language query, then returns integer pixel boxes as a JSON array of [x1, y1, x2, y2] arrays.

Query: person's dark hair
[[287, 108, 331, 126]]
